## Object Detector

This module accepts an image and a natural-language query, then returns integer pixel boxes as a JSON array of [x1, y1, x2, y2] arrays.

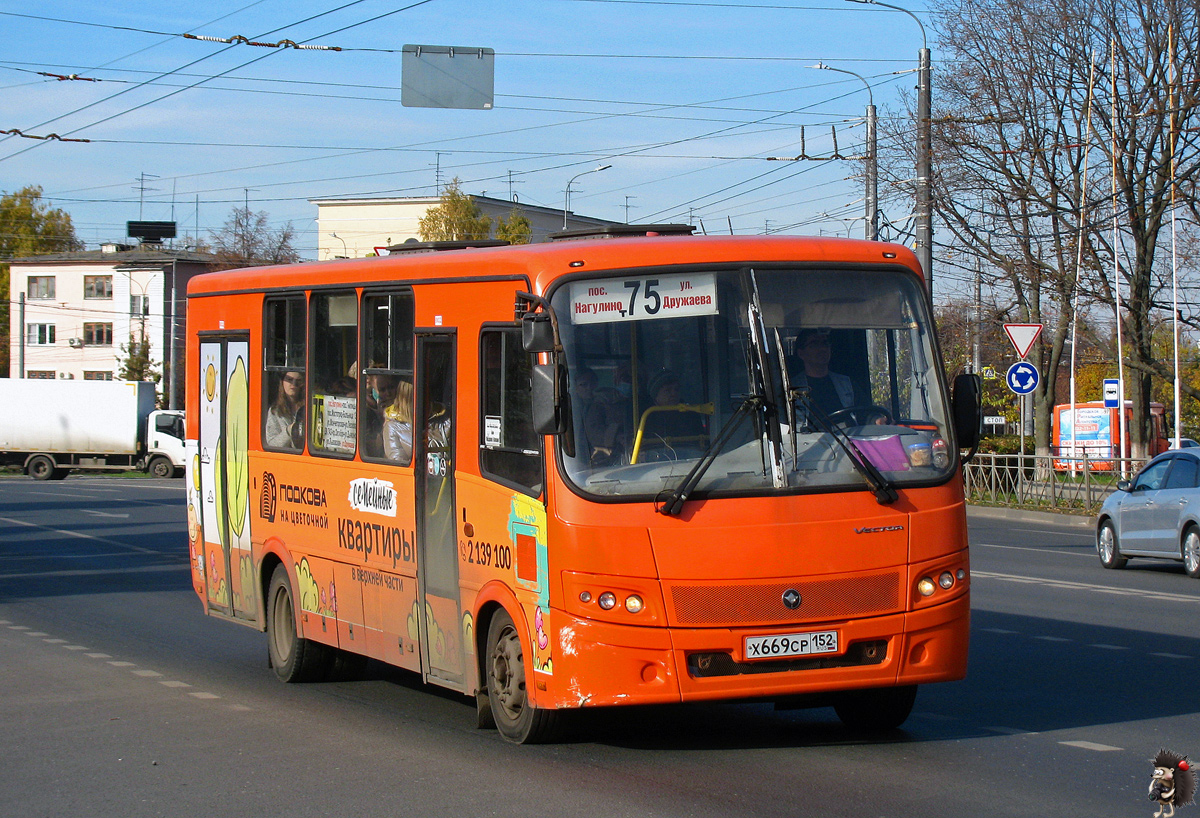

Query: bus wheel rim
[[272, 586, 294, 663], [491, 624, 525, 721]]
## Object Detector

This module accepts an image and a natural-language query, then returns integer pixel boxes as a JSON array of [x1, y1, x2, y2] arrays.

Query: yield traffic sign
[[1003, 323, 1043, 359]]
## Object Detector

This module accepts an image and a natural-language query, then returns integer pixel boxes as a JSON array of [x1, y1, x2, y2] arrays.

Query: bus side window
[[309, 291, 359, 458], [479, 328, 543, 496], [361, 290, 415, 464], [263, 296, 306, 452]]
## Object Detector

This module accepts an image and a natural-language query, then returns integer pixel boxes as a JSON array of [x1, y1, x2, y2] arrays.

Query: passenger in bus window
[[793, 328, 855, 418], [383, 380, 415, 463], [643, 370, 706, 440], [362, 369, 397, 458], [265, 371, 305, 449]]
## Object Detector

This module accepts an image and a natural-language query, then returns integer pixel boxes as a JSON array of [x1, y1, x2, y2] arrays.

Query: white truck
[[0, 380, 185, 480]]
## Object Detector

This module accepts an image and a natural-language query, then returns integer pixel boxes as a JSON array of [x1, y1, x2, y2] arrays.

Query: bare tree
[[887, 0, 1200, 456], [209, 206, 300, 270]]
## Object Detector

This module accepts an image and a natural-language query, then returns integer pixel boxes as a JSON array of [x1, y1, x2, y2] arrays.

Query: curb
[[966, 504, 1094, 529]]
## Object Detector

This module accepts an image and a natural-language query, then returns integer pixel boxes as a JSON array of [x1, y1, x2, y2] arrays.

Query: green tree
[[495, 207, 532, 245], [0, 186, 84, 376], [418, 179, 493, 241], [209, 206, 299, 270], [116, 332, 162, 403]]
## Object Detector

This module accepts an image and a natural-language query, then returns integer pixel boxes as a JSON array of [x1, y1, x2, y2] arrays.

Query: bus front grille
[[667, 571, 901, 627]]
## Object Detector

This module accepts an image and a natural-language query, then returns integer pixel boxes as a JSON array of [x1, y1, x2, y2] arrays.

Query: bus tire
[[1183, 526, 1200, 578], [486, 609, 561, 744], [28, 455, 56, 481], [834, 684, 917, 731], [266, 564, 330, 683], [1097, 520, 1128, 569], [147, 456, 175, 479]]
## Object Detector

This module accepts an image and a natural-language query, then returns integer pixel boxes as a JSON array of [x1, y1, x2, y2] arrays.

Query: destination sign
[[569, 273, 718, 325]]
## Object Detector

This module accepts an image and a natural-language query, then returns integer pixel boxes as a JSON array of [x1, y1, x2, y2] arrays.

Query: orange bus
[[185, 225, 981, 743]]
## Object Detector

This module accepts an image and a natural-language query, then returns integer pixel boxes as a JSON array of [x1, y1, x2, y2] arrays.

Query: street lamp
[[846, 0, 932, 288], [330, 233, 348, 258], [563, 164, 612, 229], [812, 63, 877, 241]]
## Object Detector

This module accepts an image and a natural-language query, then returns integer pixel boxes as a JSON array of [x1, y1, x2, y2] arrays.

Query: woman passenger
[[265, 371, 305, 449], [383, 381, 415, 463]]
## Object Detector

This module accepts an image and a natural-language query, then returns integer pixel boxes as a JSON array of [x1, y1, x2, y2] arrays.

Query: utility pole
[[812, 63, 877, 240]]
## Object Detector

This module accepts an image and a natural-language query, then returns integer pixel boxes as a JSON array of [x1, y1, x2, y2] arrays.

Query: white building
[[7, 243, 216, 407], [311, 194, 616, 260]]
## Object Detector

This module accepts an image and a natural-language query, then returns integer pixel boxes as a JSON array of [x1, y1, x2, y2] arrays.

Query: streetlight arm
[[563, 164, 613, 229], [845, 0, 925, 49]]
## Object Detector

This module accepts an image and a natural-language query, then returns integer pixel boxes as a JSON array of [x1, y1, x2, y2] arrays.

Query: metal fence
[[962, 452, 1147, 516]]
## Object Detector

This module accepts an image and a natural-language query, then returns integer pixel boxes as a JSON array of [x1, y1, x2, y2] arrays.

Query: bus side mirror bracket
[[952, 373, 983, 461]]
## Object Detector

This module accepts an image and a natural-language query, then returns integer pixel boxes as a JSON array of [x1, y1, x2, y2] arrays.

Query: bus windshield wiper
[[792, 390, 898, 505], [657, 395, 758, 517]]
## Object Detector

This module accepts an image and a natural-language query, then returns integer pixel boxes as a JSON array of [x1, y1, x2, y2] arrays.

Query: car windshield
[[550, 265, 956, 500]]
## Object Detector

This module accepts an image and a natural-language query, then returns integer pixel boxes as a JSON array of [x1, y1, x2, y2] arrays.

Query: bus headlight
[[598, 592, 617, 610], [624, 595, 644, 614], [917, 577, 937, 597], [938, 571, 955, 589]]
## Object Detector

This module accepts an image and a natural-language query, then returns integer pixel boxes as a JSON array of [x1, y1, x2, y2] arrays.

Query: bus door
[[196, 334, 257, 623], [415, 332, 465, 688]]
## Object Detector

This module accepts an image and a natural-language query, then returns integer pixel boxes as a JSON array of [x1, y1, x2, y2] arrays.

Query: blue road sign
[[1006, 362, 1040, 395], [1103, 378, 1120, 408]]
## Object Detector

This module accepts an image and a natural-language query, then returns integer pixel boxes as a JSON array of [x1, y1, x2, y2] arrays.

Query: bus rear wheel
[[834, 685, 917, 731], [266, 564, 331, 683], [486, 609, 561, 744]]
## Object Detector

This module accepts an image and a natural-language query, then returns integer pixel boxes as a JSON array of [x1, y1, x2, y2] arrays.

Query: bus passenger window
[[263, 296, 306, 452], [309, 292, 358, 457], [361, 291, 415, 463], [479, 328, 543, 496]]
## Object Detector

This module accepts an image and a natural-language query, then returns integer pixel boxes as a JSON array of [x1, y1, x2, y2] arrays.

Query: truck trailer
[[0, 380, 185, 479]]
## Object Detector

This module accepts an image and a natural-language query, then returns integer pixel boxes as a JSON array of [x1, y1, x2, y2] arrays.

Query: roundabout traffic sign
[[1006, 361, 1039, 395]]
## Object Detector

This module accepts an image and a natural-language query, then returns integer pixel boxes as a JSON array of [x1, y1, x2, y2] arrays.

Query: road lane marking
[[1150, 652, 1192, 659], [980, 628, 1017, 634], [1033, 635, 1070, 642], [79, 510, 131, 519], [972, 570, 1200, 603], [1, 618, 247, 711], [974, 542, 1094, 558], [0, 515, 159, 554], [1059, 740, 1122, 751], [1090, 644, 1129, 650], [983, 726, 1038, 735]]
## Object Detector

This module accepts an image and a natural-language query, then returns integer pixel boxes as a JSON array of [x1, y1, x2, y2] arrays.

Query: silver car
[[1096, 450, 1200, 576]]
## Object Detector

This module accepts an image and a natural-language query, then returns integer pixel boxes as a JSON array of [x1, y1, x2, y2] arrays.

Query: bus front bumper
[[541, 593, 968, 709]]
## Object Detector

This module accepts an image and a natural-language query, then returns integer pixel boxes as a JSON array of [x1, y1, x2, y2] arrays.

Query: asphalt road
[[1, 477, 1197, 817]]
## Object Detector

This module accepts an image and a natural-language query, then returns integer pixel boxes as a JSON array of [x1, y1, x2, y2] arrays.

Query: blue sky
[[0, 0, 930, 261]]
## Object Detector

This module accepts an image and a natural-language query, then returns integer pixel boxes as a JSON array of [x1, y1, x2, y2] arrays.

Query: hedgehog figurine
[[1149, 749, 1196, 818]]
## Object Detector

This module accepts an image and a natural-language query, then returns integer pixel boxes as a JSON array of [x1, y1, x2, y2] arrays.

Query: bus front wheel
[[266, 564, 330, 683], [834, 684, 917, 731], [485, 609, 561, 744]]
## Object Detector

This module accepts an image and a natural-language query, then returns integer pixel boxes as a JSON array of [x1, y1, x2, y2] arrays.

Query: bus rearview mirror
[[531, 363, 567, 435], [951, 373, 982, 451]]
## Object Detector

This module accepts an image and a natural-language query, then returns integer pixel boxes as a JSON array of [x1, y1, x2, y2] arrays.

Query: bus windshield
[[551, 265, 954, 500]]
